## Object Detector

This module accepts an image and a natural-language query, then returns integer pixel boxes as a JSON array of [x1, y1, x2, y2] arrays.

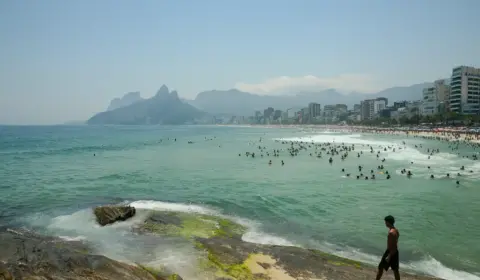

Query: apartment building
[[308, 103, 321, 119], [360, 98, 387, 120], [450, 66, 480, 114], [422, 79, 450, 116]]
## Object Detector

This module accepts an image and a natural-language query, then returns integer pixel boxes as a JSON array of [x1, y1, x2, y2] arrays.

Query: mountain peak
[[156, 85, 170, 97], [107, 91, 143, 111], [88, 87, 206, 125], [170, 90, 179, 100]]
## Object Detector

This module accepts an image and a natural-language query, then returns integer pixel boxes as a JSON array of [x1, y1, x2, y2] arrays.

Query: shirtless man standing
[[376, 215, 400, 280]]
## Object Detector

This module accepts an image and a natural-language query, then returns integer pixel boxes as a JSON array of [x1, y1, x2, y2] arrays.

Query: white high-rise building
[[450, 66, 480, 114], [422, 79, 450, 116]]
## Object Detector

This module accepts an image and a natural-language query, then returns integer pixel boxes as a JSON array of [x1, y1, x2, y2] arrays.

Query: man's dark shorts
[[378, 249, 399, 271]]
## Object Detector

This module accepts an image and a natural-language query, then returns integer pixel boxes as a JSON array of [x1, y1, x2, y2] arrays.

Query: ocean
[[0, 125, 479, 280]]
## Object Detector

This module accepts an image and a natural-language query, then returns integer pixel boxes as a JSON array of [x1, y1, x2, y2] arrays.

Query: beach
[[1, 125, 479, 280]]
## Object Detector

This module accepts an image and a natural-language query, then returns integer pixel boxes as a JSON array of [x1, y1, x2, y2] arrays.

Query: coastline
[[0, 208, 444, 280], [216, 124, 480, 144]]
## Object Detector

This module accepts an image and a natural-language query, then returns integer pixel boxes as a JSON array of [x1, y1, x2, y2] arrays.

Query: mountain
[[367, 82, 433, 102], [87, 85, 206, 125], [107, 91, 144, 111], [189, 83, 433, 115], [62, 120, 86, 125]]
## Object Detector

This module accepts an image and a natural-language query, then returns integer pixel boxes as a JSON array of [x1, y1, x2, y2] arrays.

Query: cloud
[[234, 74, 384, 95]]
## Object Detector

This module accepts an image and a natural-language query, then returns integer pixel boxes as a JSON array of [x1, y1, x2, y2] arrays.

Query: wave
[[276, 133, 396, 146], [130, 200, 296, 246], [316, 241, 480, 280], [20, 199, 480, 280]]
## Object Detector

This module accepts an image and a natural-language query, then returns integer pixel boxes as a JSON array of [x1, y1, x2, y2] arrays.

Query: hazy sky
[[0, 0, 479, 124]]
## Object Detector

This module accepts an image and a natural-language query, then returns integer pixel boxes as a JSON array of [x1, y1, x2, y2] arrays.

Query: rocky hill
[[107, 91, 144, 111], [87, 85, 206, 125]]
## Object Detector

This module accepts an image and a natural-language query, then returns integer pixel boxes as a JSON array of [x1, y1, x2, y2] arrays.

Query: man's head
[[384, 215, 395, 228]]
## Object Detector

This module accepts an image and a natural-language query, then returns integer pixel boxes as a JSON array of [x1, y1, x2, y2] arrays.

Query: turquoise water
[[1, 125, 479, 280]]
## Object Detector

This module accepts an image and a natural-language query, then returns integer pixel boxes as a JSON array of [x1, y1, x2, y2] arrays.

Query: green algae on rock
[[194, 236, 442, 280], [138, 211, 247, 239]]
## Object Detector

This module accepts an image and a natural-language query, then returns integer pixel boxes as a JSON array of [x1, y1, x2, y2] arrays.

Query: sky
[[0, 0, 479, 124]]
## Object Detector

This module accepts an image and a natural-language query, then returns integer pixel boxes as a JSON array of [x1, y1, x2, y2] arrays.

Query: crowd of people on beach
[[236, 126, 480, 187]]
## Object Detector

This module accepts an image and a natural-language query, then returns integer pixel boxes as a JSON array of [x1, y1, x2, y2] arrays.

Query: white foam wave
[[129, 200, 218, 216], [276, 133, 394, 146], [318, 242, 480, 280], [404, 256, 480, 280], [58, 235, 87, 241], [130, 200, 295, 246], [25, 200, 479, 280]]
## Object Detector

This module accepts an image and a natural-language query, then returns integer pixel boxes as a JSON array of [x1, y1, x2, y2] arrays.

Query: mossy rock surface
[[136, 263, 184, 280], [194, 236, 441, 280], [138, 211, 247, 240]]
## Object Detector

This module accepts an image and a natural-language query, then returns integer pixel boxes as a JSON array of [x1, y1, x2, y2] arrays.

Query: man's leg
[[393, 269, 400, 280], [375, 268, 384, 280]]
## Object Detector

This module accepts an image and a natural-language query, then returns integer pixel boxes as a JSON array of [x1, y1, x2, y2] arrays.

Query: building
[[393, 101, 407, 109], [422, 79, 450, 116], [374, 98, 387, 114], [360, 97, 388, 120], [360, 99, 375, 121], [376, 97, 388, 107], [335, 104, 348, 113], [308, 103, 321, 119], [301, 107, 309, 123], [273, 110, 282, 120], [450, 66, 480, 114], [353, 104, 361, 113], [323, 105, 335, 117], [263, 107, 274, 121]]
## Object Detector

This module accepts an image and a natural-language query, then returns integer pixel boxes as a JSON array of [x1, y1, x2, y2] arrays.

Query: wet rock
[[148, 212, 183, 226], [0, 229, 164, 280], [94, 205, 136, 226], [137, 211, 246, 239], [194, 236, 442, 280]]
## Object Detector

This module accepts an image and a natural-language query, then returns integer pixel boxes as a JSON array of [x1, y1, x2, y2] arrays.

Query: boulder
[[0, 229, 166, 280], [93, 205, 136, 226]]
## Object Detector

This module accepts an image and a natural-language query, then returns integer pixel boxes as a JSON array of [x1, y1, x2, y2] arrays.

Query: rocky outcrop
[[0, 211, 442, 280], [194, 236, 441, 280], [138, 211, 442, 280], [93, 205, 136, 226], [0, 229, 171, 280]]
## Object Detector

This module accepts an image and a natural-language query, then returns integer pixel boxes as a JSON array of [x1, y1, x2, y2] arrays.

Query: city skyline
[[1, 0, 479, 124]]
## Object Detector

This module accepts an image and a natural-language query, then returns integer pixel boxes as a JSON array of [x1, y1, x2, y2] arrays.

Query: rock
[[93, 205, 136, 226], [137, 211, 246, 239], [0, 229, 165, 280], [194, 236, 443, 280]]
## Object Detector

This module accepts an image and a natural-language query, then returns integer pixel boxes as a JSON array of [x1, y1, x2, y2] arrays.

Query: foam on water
[[27, 199, 478, 279], [318, 241, 480, 280], [277, 133, 395, 146], [130, 200, 295, 246], [279, 132, 477, 179]]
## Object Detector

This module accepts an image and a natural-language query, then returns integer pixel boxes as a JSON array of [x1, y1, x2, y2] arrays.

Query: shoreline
[[217, 124, 480, 144], [0, 208, 445, 280]]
